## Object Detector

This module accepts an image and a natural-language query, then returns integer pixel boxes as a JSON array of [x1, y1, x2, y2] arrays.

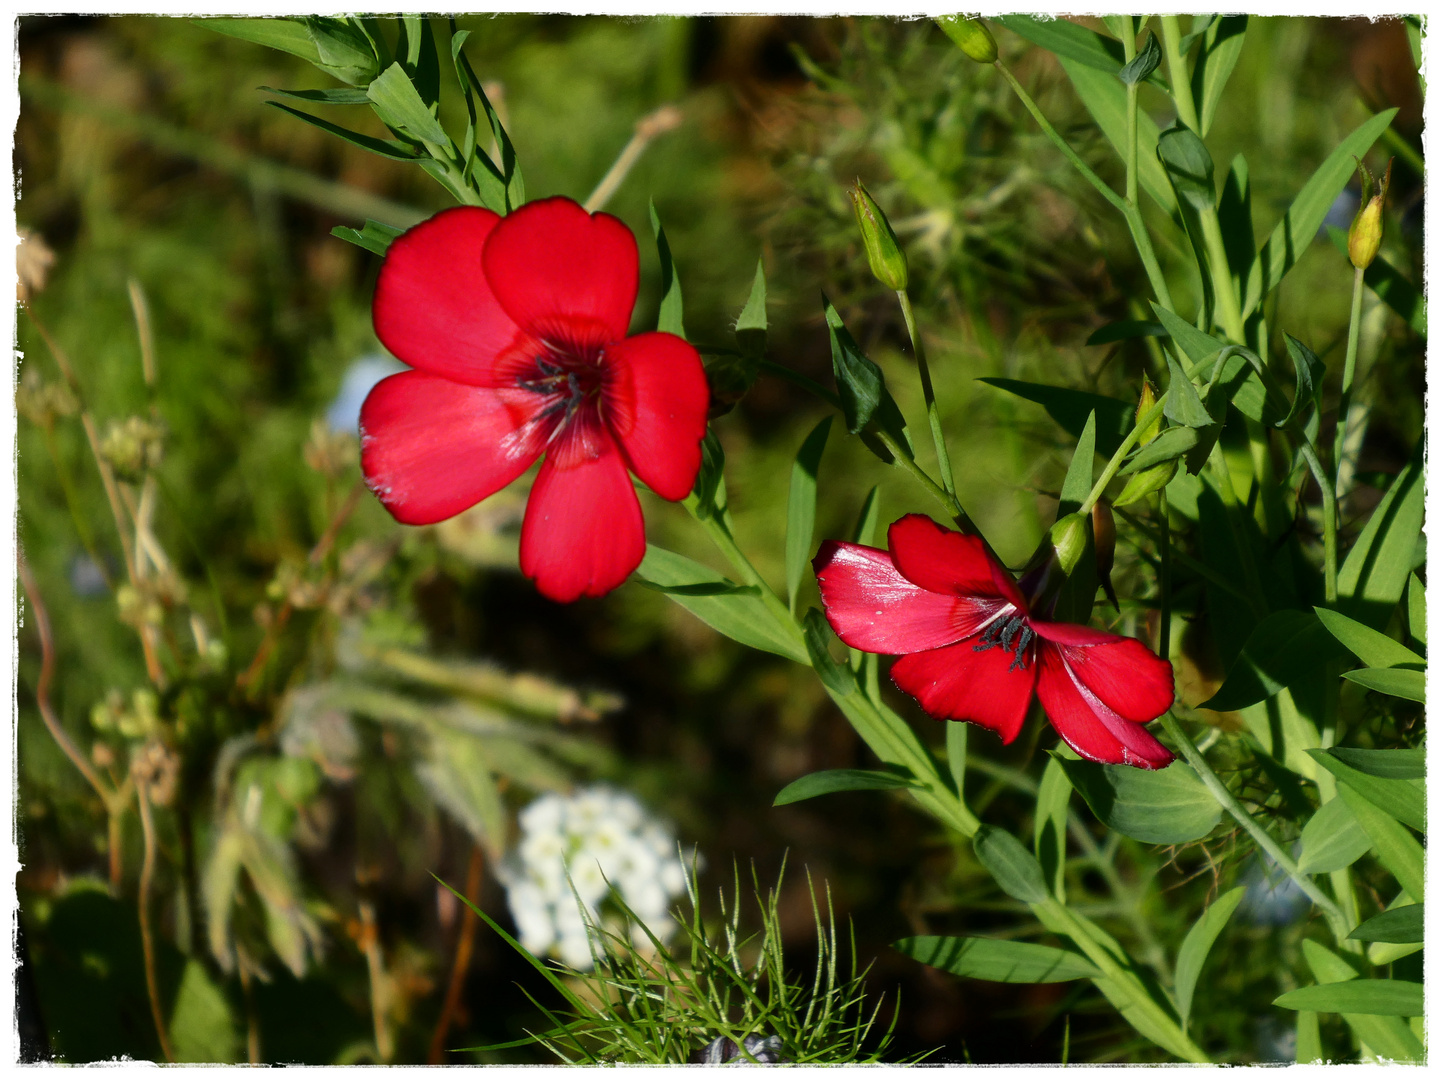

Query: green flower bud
[[849, 181, 909, 292], [1348, 158, 1391, 270], [936, 16, 999, 64], [1136, 377, 1162, 445], [1048, 512, 1090, 578], [1113, 458, 1177, 507]]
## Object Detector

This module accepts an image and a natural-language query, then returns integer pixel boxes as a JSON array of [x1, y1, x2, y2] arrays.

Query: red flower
[[359, 197, 710, 602], [813, 514, 1175, 768]]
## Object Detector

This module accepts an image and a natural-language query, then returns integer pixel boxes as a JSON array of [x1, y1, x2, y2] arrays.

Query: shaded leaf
[[973, 825, 1050, 904], [1278, 333, 1324, 429], [199, 16, 321, 65], [773, 768, 918, 806], [649, 200, 686, 339], [803, 608, 857, 696], [735, 258, 768, 358], [1349, 904, 1422, 944], [168, 960, 241, 1064], [1337, 443, 1424, 630], [1157, 123, 1216, 211], [1326, 226, 1426, 336], [1334, 785, 1425, 898], [1201, 610, 1349, 711], [1118, 426, 1199, 475], [1086, 319, 1165, 345], [1328, 747, 1425, 781], [1174, 886, 1246, 1026], [1117, 30, 1161, 85], [1191, 16, 1248, 137], [894, 935, 1101, 983], [1034, 754, 1072, 900], [1297, 797, 1371, 875], [1163, 353, 1214, 427], [259, 85, 372, 104], [1311, 750, 1425, 835], [366, 61, 449, 150], [786, 416, 832, 612], [1274, 980, 1423, 1017], [1300, 940, 1424, 1062], [1056, 757, 1220, 844]]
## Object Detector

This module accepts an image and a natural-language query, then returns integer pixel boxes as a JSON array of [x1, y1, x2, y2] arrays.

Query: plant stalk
[[1333, 265, 1366, 482], [896, 289, 956, 496], [136, 782, 175, 1063], [1297, 440, 1339, 604], [1078, 393, 1169, 515]]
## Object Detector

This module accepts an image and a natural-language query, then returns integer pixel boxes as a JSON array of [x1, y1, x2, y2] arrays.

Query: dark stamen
[[973, 611, 1034, 671]]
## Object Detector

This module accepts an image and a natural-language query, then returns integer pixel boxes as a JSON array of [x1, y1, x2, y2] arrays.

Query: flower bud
[[936, 16, 998, 64], [849, 181, 909, 292], [1048, 512, 1090, 578], [1093, 501, 1118, 609], [1347, 158, 1391, 270], [1136, 377, 1162, 445]]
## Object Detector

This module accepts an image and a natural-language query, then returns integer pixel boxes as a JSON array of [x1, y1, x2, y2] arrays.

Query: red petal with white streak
[[1031, 621, 1175, 723], [602, 332, 710, 501], [373, 207, 539, 387], [890, 641, 1037, 745], [519, 430, 645, 602], [887, 514, 1027, 608], [359, 371, 546, 525], [1035, 645, 1175, 769], [813, 541, 1004, 654]]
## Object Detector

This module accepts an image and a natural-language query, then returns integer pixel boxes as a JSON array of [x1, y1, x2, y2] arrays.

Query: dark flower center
[[972, 610, 1035, 672]]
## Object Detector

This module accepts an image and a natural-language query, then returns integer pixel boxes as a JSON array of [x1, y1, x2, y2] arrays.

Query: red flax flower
[[814, 514, 1175, 768], [359, 197, 709, 602]]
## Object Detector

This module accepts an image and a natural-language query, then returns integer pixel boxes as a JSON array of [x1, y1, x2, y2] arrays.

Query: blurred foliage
[[15, 14, 1423, 1065]]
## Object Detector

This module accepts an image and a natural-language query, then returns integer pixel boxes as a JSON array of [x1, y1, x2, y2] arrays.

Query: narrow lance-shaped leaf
[[331, 218, 404, 257], [735, 258, 768, 356], [1341, 667, 1425, 703], [1033, 754, 1072, 900], [774, 768, 919, 807], [1057, 411, 1096, 516], [1335, 785, 1424, 899], [266, 101, 418, 160], [1337, 442, 1424, 630], [1173, 886, 1247, 1027], [1201, 611, 1350, 711], [199, 17, 322, 64], [1277, 333, 1325, 429], [1156, 123, 1216, 212], [367, 61, 451, 155], [1314, 606, 1425, 669], [1163, 353, 1214, 427], [1191, 16, 1248, 137], [1349, 903, 1423, 944], [1296, 796, 1371, 875], [1325, 226, 1426, 335], [1299, 940, 1424, 1062], [1327, 747, 1424, 780], [1406, 572, 1425, 648], [1274, 980, 1424, 1017], [649, 200, 686, 339], [1311, 749, 1425, 835], [894, 935, 1101, 984], [803, 608, 857, 696], [785, 416, 832, 613], [973, 825, 1050, 904]]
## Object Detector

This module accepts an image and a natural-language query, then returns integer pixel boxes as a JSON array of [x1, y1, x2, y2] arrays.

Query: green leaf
[[1163, 353, 1214, 427], [266, 101, 419, 160], [1173, 886, 1246, 1026], [1240, 109, 1398, 316], [1349, 903, 1423, 944], [394, 16, 439, 108], [1148, 303, 1222, 370], [1342, 666, 1426, 703], [1297, 796, 1371, 875], [198, 17, 322, 64], [1311, 749, 1425, 835], [1300, 940, 1424, 1062], [1085, 319, 1166, 345], [450, 29, 523, 213], [1156, 123, 1216, 211], [1325, 227, 1426, 336], [894, 935, 1101, 984], [973, 825, 1050, 904], [735, 259, 768, 357], [995, 15, 1137, 80], [1118, 426, 1199, 475], [1337, 444, 1424, 630], [1216, 156, 1255, 302], [1191, 16, 1247, 137], [1274, 980, 1423, 1017], [1117, 30, 1161, 85], [415, 725, 507, 860], [331, 218, 404, 257], [785, 416, 832, 612], [1201, 610, 1350, 711], [977, 378, 1131, 457], [1055, 757, 1220, 844], [1407, 573, 1426, 648], [691, 430, 725, 519], [773, 768, 918, 806], [1335, 784, 1425, 898], [851, 485, 881, 546], [1057, 411, 1096, 516], [259, 85, 372, 104], [823, 294, 886, 434], [305, 16, 382, 86], [366, 61, 450, 151], [167, 960, 241, 1063], [802, 608, 857, 696], [1057, 57, 1178, 223], [1278, 333, 1324, 429], [1327, 747, 1425, 781], [649, 200, 686, 339], [1315, 607, 1426, 669], [635, 546, 806, 663], [1034, 751, 1072, 899]]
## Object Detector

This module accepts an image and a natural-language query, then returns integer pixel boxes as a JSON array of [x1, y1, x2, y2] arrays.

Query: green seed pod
[[936, 16, 999, 64], [849, 181, 909, 292], [1348, 158, 1391, 270]]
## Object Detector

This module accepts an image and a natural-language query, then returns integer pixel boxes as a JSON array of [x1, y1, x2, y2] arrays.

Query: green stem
[[897, 289, 956, 496], [1119, 19, 1139, 207], [1159, 713, 1348, 934], [1111, 504, 1267, 620], [1078, 393, 1169, 515], [1333, 265, 1366, 482], [1159, 17, 1201, 133], [1297, 440, 1338, 604], [876, 432, 971, 530], [687, 501, 797, 637], [757, 358, 841, 409], [1158, 489, 1171, 661], [993, 60, 1173, 311]]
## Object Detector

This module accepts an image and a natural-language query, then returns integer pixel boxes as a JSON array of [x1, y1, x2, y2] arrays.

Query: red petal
[[813, 541, 1004, 654], [890, 641, 1037, 744], [484, 197, 638, 349], [1031, 622, 1175, 723], [887, 515, 1026, 608], [519, 434, 645, 602], [373, 207, 539, 387], [1035, 645, 1175, 769], [359, 371, 547, 526], [602, 332, 710, 501]]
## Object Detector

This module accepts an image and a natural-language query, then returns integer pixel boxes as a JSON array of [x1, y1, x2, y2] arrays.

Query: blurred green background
[[15, 14, 1423, 1064]]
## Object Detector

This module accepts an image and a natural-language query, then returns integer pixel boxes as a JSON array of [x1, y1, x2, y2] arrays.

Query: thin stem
[[429, 844, 486, 1063], [757, 358, 841, 409], [1158, 489, 1172, 661], [1333, 265, 1366, 480], [136, 783, 175, 1063], [1078, 393, 1169, 515], [1297, 440, 1338, 604], [687, 501, 798, 639], [1119, 18, 1139, 207], [896, 289, 956, 496], [583, 104, 683, 213], [1159, 713, 1347, 932], [358, 900, 394, 1063], [1159, 17, 1201, 134], [876, 431, 970, 529]]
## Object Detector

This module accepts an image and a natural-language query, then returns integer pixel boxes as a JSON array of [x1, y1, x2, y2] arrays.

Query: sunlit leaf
[[1056, 757, 1220, 845], [895, 935, 1101, 983], [773, 768, 918, 806]]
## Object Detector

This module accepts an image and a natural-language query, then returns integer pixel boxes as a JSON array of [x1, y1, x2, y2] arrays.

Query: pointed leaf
[[1157, 123, 1216, 211], [1174, 885, 1247, 1026], [1058, 411, 1096, 516], [803, 608, 857, 696], [973, 825, 1050, 904], [259, 85, 372, 104], [895, 935, 1101, 983], [1191, 16, 1247, 137], [1274, 980, 1423, 1017], [1277, 333, 1324, 429], [774, 768, 919, 806], [1337, 444, 1424, 630], [198, 17, 321, 63], [1297, 796, 1371, 875], [1407, 573, 1425, 648], [1163, 353, 1214, 427], [851, 485, 881, 546], [1314, 607, 1425, 669], [1341, 666, 1426, 703], [1335, 785, 1425, 897], [330, 218, 404, 257], [1118, 426, 1198, 475], [1299, 940, 1424, 1062], [649, 200, 686, 339], [1326, 227, 1426, 335], [1086, 319, 1166, 345], [1349, 903, 1422, 944], [1117, 30, 1161, 85], [1055, 757, 1220, 845], [1327, 747, 1425, 780], [785, 416, 832, 612], [977, 378, 1131, 457], [735, 258, 768, 357], [1034, 754, 1072, 900], [1312, 750, 1426, 835], [366, 61, 450, 150], [266, 101, 419, 160]]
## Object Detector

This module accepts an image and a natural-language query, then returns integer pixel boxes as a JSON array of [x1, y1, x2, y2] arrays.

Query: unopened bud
[[1136, 377, 1162, 445], [1093, 502, 1118, 609], [850, 181, 909, 291], [1348, 158, 1391, 270], [1114, 458, 1177, 507], [1048, 512, 1090, 578], [936, 16, 999, 64]]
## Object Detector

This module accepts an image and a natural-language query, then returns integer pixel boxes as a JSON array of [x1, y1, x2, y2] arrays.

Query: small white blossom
[[496, 785, 697, 971]]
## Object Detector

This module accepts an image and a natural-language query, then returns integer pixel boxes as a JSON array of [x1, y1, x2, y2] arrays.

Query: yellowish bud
[[849, 181, 909, 292], [1136, 377, 1162, 445], [1348, 158, 1392, 270], [936, 16, 999, 64]]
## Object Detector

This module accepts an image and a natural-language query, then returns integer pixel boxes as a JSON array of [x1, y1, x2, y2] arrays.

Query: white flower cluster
[[496, 786, 693, 970]]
